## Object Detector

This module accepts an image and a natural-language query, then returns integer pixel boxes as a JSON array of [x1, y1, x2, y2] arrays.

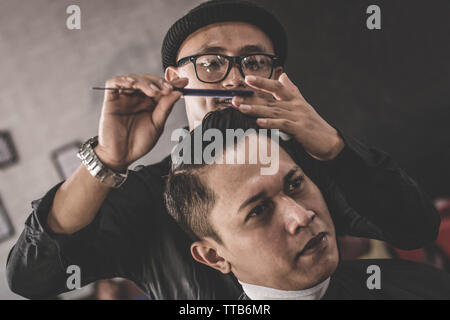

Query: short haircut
[[164, 108, 309, 243]]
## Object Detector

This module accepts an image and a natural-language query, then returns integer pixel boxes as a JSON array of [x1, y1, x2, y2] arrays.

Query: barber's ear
[[273, 66, 284, 80], [165, 66, 180, 82], [190, 240, 231, 274]]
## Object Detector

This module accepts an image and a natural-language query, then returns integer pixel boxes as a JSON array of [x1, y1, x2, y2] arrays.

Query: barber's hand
[[231, 73, 344, 161], [95, 74, 189, 172]]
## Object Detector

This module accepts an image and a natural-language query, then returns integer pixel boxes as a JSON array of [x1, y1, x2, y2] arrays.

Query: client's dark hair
[[164, 108, 313, 243]]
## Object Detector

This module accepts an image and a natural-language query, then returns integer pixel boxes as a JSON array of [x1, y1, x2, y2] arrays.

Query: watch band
[[77, 136, 128, 188]]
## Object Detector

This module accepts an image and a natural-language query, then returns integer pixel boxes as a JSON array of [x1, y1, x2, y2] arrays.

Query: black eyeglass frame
[[175, 53, 280, 84]]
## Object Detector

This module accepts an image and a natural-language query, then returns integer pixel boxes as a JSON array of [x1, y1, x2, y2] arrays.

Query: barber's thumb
[[152, 91, 182, 128]]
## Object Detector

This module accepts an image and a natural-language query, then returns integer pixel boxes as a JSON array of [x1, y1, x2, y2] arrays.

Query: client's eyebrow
[[197, 44, 270, 55], [284, 166, 300, 185], [238, 166, 301, 212], [238, 191, 267, 213]]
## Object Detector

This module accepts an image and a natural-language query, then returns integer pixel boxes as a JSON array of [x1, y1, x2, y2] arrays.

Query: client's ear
[[190, 240, 231, 274]]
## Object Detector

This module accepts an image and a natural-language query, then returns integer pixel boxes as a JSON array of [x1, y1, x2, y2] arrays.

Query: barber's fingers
[[103, 75, 157, 102], [244, 75, 296, 101], [152, 78, 189, 129], [255, 117, 297, 134], [235, 103, 291, 119], [125, 74, 163, 100]]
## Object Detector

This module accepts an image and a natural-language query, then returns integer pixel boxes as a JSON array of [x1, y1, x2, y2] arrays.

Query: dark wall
[[254, 0, 450, 198]]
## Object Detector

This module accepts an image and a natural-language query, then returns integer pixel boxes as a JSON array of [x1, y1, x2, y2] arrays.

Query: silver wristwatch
[[77, 136, 128, 188]]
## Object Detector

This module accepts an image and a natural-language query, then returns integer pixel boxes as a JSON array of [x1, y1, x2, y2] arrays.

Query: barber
[[6, 0, 439, 299]]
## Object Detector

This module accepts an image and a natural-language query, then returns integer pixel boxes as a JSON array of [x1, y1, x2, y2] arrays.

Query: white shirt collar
[[238, 277, 331, 300]]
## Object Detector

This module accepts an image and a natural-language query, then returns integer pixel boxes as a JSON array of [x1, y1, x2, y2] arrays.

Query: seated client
[[164, 108, 450, 300]]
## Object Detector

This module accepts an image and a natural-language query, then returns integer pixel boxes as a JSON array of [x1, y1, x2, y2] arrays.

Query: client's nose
[[279, 195, 316, 235]]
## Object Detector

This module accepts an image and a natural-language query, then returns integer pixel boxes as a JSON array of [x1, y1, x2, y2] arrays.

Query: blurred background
[[0, 0, 448, 299]]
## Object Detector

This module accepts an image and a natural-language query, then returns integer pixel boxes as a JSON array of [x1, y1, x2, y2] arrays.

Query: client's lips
[[297, 232, 327, 257]]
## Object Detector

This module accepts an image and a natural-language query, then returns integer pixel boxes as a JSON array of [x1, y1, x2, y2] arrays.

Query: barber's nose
[[280, 196, 316, 235], [222, 65, 245, 88]]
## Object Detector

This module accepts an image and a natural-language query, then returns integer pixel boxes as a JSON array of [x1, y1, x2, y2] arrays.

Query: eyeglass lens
[[195, 55, 274, 82]]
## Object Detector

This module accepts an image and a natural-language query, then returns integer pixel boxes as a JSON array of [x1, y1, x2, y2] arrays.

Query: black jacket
[[6, 131, 440, 299], [238, 259, 450, 300]]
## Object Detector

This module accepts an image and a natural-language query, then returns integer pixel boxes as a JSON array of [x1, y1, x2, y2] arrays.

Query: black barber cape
[[6, 130, 442, 299], [238, 259, 450, 300]]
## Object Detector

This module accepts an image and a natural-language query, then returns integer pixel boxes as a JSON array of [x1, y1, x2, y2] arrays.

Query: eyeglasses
[[176, 54, 280, 84]]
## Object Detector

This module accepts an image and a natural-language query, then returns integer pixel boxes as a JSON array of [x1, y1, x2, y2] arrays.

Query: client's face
[[199, 135, 339, 290]]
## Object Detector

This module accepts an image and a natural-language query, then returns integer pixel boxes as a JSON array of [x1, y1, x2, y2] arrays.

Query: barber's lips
[[296, 232, 328, 258]]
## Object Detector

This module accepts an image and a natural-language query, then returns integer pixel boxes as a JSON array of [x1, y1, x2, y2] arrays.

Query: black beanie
[[161, 0, 288, 71]]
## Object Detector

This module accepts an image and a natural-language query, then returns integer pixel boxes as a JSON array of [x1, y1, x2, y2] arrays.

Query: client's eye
[[247, 200, 270, 221], [287, 176, 304, 193]]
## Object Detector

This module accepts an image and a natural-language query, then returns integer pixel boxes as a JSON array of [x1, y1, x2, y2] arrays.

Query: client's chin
[[295, 234, 339, 287]]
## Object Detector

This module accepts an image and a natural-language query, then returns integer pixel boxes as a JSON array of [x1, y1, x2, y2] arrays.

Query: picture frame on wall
[[0, 131, 19, 169], [51, 140, 82, 180], [0, 196, 14, 242]]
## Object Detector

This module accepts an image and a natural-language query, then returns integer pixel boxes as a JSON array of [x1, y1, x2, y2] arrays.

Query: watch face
[[88, 136, 99, 148]]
